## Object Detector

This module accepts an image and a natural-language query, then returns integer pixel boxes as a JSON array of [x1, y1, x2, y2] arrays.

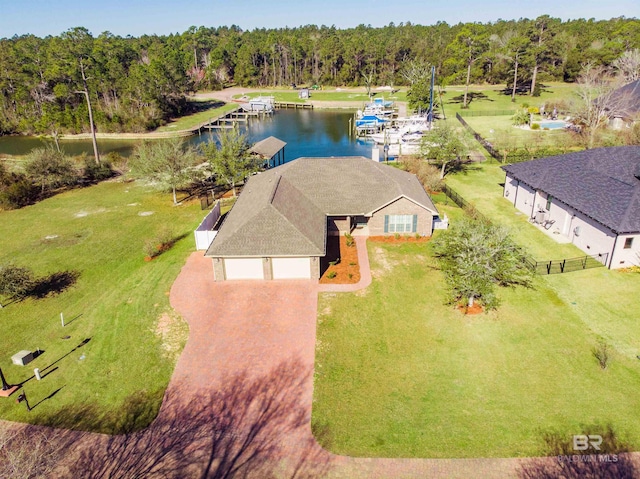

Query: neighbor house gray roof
[[206, 157, 438, 257], [607, 80, 640, 119], [249, 136, 287, 158], [502, 146, 640, 234]]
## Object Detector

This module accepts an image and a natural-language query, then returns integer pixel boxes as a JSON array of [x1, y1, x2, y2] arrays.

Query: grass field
[[0, 180, 204, 433], [156, 99, 239, 133], [312, 239, 640, 458], [445, 161, 640, 358], [312, 161, 640, 458], [235, 81, 578, 113], [462, 115, 578, 151]]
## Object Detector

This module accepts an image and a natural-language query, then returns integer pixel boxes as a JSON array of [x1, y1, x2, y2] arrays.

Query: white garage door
[[224, 258, 264, 280], [272, 257, 311, 279]]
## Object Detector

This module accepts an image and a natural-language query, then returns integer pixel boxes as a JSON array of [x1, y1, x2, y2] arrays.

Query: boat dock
[[273, 101, 313, 110], [196, 106, 272, 132]]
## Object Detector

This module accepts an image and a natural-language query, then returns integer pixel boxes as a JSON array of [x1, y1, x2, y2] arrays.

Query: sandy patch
[[371, 246, 397, 278], [138, 211, 154, 216], [75, 211, 88, 218], [155, 312, 189, 360]]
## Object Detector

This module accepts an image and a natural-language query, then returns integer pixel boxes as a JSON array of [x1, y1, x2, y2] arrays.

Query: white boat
[[393, 115, 431, 130], [369, 128, 425, 145], [361, 104, 394, 117]]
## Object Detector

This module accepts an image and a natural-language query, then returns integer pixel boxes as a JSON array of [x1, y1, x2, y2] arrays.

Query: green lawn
[[234, 88, 407, 104], [0, 180, 204, 433], [462, 115, 578, 151], [446, 160, 640, 360], [440, 81, 578, 115], [234, 82, 578, 112], [312, 240, 640, 458], [155, 99, 239, 132], [313, 160, 640, 458]]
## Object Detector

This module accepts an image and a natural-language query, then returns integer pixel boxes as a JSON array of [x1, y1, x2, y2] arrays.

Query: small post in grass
[[61, 312, 65, 328], [16, 391, 31, 411]]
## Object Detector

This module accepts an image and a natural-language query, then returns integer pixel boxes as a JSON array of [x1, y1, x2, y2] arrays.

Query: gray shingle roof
[[206, 157, 438, 257], [206, 174, 326, 257], [265, 157, 438, 215], [502, 146, 640, 234], [249, 136, 287, 158], [608, 80, 640, 119]]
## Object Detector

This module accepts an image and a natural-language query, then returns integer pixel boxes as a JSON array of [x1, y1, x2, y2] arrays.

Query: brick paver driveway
[[167, 252, 525, 479]]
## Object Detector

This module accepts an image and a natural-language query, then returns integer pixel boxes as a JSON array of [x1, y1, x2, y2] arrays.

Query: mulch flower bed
[[319, 235, 360, 284], [457, 303, 484, 315], [369, 235, 431, 244]]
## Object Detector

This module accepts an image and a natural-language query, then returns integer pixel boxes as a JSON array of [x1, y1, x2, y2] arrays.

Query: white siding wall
[[503, 175, 536, 218], [533, 194, 614, 262], [610, 234, 640, 268], [506, 178, 632, 268], [566, 211, 615, 261]]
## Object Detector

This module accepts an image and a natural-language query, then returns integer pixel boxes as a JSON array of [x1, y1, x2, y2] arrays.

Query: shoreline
[[1, 86, 408, 142]]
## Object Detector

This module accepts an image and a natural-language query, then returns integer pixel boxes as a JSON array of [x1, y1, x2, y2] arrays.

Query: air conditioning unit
[[573, 226, 581, 236]]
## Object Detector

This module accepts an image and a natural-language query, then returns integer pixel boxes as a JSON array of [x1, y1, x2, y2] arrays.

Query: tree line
[[1, 17, 639, 136]]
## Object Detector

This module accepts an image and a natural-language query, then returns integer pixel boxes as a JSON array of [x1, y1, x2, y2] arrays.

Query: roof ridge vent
[[268, 175, 282, 204]]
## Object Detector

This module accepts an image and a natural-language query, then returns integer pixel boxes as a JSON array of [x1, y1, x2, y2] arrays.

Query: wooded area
[[1, 17, 639, 135]]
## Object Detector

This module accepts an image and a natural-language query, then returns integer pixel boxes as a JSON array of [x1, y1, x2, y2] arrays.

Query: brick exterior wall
[[369, 197, 434, 236], [212, 258, 225, 281], [310, 256, 320, 279], [263, 258, 273, 280]]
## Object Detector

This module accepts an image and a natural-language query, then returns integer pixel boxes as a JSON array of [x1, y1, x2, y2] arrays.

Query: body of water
[[535, 120, 568, 130], [0, 110, 378, 161]]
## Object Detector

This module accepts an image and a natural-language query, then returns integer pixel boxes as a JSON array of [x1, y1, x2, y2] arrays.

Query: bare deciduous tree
[[400, 59, 432, 86], [0, 424, 67, 479], [571, 63, 628, 149], [612, 49, 640, 83]]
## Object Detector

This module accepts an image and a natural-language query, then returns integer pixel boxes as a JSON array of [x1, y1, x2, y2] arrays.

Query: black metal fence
[[440, 185, 608, 275], [457, 110, 516, 117], [441, 185, 491, 224], [524, 254, 609, 274], [456, 113, 502, 162]]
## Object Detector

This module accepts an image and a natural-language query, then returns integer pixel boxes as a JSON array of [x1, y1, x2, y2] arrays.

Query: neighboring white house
[[502, 146, 640, 269]]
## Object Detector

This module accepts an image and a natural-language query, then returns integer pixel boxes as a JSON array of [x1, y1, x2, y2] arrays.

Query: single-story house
[[205, 156, 439, 280], [502, 146, 640, 269]]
